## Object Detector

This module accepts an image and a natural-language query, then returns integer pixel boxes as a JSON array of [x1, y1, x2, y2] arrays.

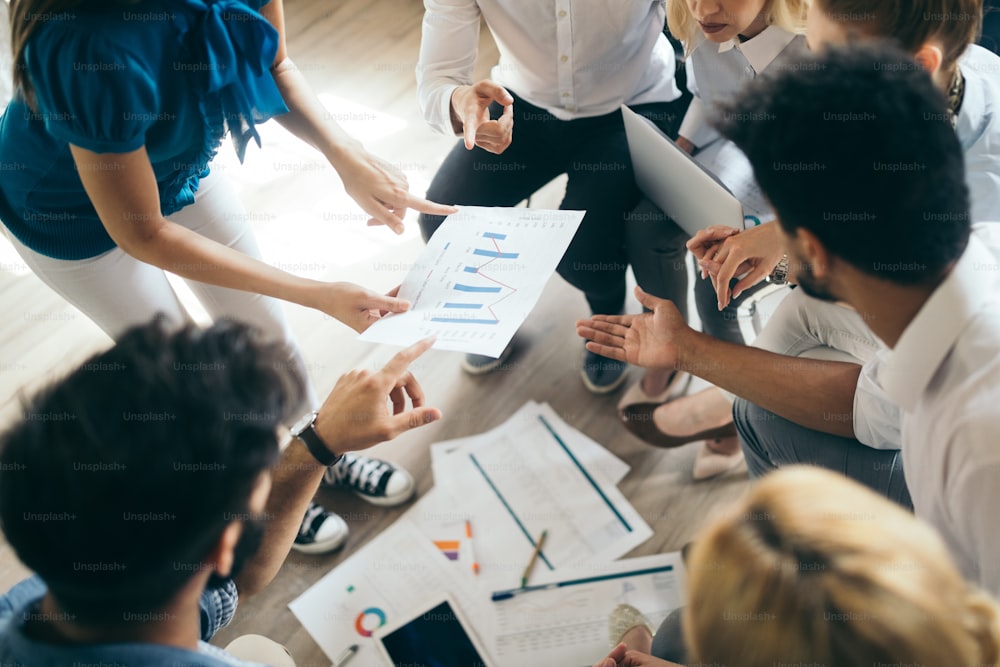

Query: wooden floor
[[0, 0, 750, 663]]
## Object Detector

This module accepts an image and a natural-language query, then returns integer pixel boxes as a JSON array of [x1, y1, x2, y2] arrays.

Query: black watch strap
[[295, 414, 342, 467]]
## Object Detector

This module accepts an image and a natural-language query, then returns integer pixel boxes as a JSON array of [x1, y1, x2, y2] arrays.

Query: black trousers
[[418, 92, 688, 315]]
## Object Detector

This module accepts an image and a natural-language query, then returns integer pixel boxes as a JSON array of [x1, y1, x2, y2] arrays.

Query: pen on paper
[[520, 529, 548, 588], [491, 564, 675, 602], [465, 518, 480, 575], [333, 643, 358, 667]]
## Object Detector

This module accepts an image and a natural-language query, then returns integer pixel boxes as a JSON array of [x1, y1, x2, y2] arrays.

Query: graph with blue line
[[357, 206, 585, 358], [428, 230, 521, 327]]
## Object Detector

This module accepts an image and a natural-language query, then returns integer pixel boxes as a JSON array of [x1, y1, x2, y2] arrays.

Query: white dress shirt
[[833, 45, 1000, 449], [872, 235, 1000, 594], [416, 0, 680, 136], [678, 26, 807, 148], [956, 44, 1000, 224]]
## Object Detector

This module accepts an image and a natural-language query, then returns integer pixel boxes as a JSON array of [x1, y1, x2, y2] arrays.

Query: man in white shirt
[[578, 42, 1000, 596], [415, 0, 684, 389]]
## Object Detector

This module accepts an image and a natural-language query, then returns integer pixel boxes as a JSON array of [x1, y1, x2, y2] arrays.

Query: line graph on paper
[[359, 207, 584, 357], [430, 231, 520, 327]]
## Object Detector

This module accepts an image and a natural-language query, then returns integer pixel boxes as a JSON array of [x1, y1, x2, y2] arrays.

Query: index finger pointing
[[405, 194, 458, 216], [379, 337, 436, 380]]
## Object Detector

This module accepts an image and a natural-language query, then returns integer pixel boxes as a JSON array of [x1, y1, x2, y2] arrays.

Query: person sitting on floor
[[632, 0, 999, 480], [593, 467, 1000, 666], [578, 41, 1000, 595], [0, 318, 440, 666]]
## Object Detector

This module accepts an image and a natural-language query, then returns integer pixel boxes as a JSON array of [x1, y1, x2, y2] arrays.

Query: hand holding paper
[[360, 206, 584, 357]]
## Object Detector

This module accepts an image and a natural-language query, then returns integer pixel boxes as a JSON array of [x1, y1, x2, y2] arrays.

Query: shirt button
[[560, 54, 568, 63], [558, 9, 567, 17]]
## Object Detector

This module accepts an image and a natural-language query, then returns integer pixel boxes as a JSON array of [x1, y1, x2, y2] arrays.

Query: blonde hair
[[667, 0, 808, 53], [682, 467, 1000, 667]]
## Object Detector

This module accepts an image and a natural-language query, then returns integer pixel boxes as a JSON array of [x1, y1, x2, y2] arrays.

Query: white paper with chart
[[288, 518, 488, 667], [358, 206, 584, 357], [429, 402, 631, 487], [431, 406, 653, 588], [489, 552, 685, 665]]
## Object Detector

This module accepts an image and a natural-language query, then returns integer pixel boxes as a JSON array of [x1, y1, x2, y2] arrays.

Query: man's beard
[[207, 516, 266, 588], [794, 261, 837, 303]]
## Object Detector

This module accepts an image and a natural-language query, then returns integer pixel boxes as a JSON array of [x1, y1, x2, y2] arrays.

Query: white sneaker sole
[[353, 474, 416, 507], [580, 365, 630, 395]]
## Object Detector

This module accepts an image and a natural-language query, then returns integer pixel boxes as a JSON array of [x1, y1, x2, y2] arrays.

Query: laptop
[[622, 105, 758, 236]]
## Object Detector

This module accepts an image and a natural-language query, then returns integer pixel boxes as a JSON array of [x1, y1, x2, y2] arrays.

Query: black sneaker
[[322, 453, 415, 507], [291, 502, 349, 554], [461, 341, 515, 375], [581, 347, 629, 394]]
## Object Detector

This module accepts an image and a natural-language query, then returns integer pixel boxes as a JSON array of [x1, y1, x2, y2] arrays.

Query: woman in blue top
[[0, 0, 454, 554]]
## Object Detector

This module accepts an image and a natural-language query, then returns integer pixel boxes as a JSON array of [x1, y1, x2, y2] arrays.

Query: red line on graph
[[466, 235, 520, 322]]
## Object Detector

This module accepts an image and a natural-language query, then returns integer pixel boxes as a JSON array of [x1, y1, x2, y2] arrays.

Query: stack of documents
[[289, 402, 685, 666]]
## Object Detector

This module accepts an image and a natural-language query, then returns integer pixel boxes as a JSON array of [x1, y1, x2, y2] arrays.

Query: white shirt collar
[[882, 236, 999, 410], [714, 25, 797, 73]]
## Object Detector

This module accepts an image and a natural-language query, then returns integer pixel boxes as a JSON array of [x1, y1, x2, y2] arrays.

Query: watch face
[[291, 411, 315, 436]]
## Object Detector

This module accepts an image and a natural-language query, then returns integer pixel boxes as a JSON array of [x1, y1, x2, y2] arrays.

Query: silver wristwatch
[[768, 254, 789, 285]]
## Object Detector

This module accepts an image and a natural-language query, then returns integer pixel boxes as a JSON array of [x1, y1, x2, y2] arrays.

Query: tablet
[[373, 594, 496, 667]]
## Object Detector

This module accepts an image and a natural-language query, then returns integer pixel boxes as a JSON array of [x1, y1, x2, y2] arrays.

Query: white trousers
[[4, 170, 318, 410]]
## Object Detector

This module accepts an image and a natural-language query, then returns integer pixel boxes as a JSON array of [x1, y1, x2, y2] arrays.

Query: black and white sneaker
[[322, 453, 415, 507], [291, 502, 349, 554]]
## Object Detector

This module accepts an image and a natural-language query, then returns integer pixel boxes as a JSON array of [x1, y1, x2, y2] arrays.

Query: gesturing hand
[[314, 338, 441, 455], [450, 80, 515, 154], [337, 144, 457, 234], [576, 287, 693, 371], [314, 282, 410, 333]]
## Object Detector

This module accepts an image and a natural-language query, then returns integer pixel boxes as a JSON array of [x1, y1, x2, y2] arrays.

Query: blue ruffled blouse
[[0, 0, 288, 260]]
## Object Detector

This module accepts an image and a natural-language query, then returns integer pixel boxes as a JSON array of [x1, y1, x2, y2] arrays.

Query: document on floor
[[488, 552, 685, 666], [431, 405, 653, 589], [288, 519, 489, 667], [429, 401, 631, 486], [358, 206, 585, 358]]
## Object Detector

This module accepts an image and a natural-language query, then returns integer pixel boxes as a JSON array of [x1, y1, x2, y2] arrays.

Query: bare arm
[[577, 287, 860, 438], [234, 339, 442, 597], [682, 330, 860, 437], [70, 145, 407, 332], [259, 0, 455, 232]]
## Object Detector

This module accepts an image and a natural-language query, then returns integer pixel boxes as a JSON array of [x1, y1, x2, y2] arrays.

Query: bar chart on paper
[[359, 207, 584, 357], [432, 231, 520, 326]]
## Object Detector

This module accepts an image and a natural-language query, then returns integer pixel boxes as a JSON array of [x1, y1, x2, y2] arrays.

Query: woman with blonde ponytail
[[594, 467, 1000, 666]]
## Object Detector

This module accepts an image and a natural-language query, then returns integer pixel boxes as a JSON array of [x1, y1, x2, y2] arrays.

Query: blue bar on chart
[[473, 249, 520, 259], [483, 232, 507, 240], [454, 283, 502, 293], [463, 266, 480, 274], [443, 303, 483, 309], [430, 317, 500, 325]]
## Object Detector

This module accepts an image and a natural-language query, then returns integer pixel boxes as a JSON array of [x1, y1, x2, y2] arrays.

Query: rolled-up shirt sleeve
[[416, 0, 482, 135], [199, 578, 239, 641], [853, 350, 903, 450]]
